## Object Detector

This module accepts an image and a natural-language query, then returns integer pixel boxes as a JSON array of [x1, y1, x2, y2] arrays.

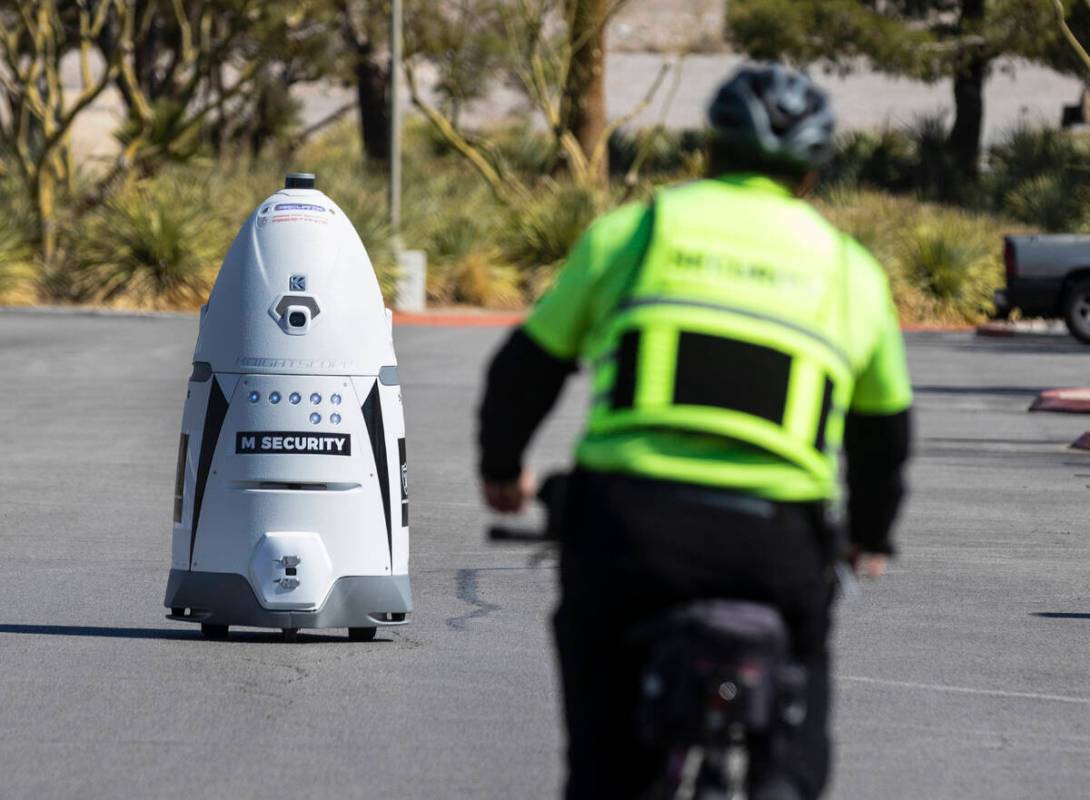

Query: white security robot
[[165, 173, 411, 641]]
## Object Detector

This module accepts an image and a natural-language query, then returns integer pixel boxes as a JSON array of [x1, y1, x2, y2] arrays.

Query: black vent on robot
[[285, 172, 316, 189]]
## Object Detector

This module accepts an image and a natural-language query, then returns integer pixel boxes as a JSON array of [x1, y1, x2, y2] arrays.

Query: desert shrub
[[987, 124, 1088, 194], [609, 128, 707, 177], [983, 125, 1090, 231], [427, 249, 524, 309], [487, 119, 553, 176], [896, 216, 1000, 321], [909, 114, 964, 202], [1003, 174, 1087, 233], [0, 179, 39, 304], [826, 128, 918, 193], [0, 221, 36, 304], [818, 190, 1014, 324], [502, 181, 600, 269], [64, 178, 227, 309]]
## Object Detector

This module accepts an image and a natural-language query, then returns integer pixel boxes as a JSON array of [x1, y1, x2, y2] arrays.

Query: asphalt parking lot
[[1, 310, 1089, 799]]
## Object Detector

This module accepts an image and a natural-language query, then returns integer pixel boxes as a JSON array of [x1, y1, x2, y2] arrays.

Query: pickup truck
[[998, 235, 1090, 342]]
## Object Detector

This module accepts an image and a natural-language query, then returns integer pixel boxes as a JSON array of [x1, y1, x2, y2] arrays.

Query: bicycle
[[489, 475, 811, 800]]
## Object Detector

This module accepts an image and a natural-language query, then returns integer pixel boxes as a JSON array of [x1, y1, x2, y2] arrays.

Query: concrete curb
[[1029, 388, 1090, 414], [977, 320, 1071, 339]]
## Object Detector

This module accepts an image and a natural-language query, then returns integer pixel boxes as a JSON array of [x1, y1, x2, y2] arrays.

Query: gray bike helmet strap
[[708, 63, 836, 171]]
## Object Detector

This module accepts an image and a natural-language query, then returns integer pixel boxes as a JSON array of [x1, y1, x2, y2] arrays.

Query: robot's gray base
[[164, 569, 412, 630]]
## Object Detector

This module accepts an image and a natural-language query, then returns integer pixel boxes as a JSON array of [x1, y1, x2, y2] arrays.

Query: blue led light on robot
[[331, 413, 342, 425], [289, 392, 301, 405], [310, 393, 322, 405], [249, 391, 260, 403], [270, 391, 281, 404], [331, 394, 342, 405], [310, 412, 322, 424]]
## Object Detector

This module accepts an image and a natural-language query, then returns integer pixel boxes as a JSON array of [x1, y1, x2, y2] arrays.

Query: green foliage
[[727, 0, 1061, 78], [1003, 174, 1086, 234], [825, 120, 1090, 230], [1034, 0, 1090, 75], [897, 219, 999, 320], [0, 189, 37, 304], [64, 178, 228, 309], [726, 0, 927, 73], [817, 190, 1016, 324], [485, 120, 554, 176], [406, 0, 507, 122], [826, 128, 919, 193], [11, 116, 1048, 323], [825, 115, 960, 200], [985, 125, 1090, 232], [502, 182, 601, 269], [609, 129, 708, 177], [987, 124, 1085, 189], [726, 0, 1078, 176]]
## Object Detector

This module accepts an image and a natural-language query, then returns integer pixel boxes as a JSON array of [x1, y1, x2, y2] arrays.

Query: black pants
[[553, 470, 836, 800]]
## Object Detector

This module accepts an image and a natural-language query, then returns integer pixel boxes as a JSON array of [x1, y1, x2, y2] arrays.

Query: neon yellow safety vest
[[523, 175, 912, 501]]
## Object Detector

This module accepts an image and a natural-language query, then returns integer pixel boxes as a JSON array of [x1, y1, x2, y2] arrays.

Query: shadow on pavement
[[1032, 613, 1090, 620], [0, 623, 385, 643], [0, 624, 199, 639]]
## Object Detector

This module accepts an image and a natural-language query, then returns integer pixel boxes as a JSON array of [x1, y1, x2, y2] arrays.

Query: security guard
[[478, 64, 912, 799]]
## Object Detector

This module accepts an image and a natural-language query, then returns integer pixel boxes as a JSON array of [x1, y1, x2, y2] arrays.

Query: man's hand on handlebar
[[482, 468, 537, 514], [849, 546, 889, 580]]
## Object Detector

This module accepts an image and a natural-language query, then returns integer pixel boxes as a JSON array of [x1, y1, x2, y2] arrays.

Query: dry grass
[[816, 189, 1023, 325], [0, 121, 1027, 326]]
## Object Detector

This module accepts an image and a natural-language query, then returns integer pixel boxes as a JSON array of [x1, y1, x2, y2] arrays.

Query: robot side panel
[[171, 373, 237, 570], [380, 382, 409, 576], [352, 377, 409, 576]]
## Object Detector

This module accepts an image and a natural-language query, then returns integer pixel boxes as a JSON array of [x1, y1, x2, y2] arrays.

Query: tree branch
[[1054, 0, 1090, 71]]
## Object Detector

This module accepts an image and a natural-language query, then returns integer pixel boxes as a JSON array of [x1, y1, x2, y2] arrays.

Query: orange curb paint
[[393, 311, 525, 328]]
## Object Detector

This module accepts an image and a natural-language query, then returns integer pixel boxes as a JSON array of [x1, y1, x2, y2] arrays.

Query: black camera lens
[[288, 311, 307, 328]]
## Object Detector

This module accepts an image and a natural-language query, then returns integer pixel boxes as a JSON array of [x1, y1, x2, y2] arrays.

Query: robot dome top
[[193, 173, 395, 377]]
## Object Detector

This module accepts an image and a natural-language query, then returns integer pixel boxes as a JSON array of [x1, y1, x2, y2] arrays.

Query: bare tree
[[559, 0, 609, 183], [0, 0, 126, 265], [1053, 0, 1090, 71], [403, 0, 665, 203], [329, 0, 393, 163]]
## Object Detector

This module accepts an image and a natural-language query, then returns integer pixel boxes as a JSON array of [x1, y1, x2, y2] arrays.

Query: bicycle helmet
[[707, 63, 836, 171]]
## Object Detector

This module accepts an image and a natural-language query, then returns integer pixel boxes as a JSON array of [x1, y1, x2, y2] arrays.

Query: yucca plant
[[503, 181, 600, 269], [988, 125, 1087, 190], [826, 128, 918, 193], [1004, 174, 1086, 233], [895, 216, 1001, 321], [0, 213, 37, 304], [443, 249, 524, 309], [67, 179, 226, 309]]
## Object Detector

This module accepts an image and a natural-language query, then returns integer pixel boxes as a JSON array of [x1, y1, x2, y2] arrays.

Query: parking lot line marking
[[840, 675, 1090, 706]]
